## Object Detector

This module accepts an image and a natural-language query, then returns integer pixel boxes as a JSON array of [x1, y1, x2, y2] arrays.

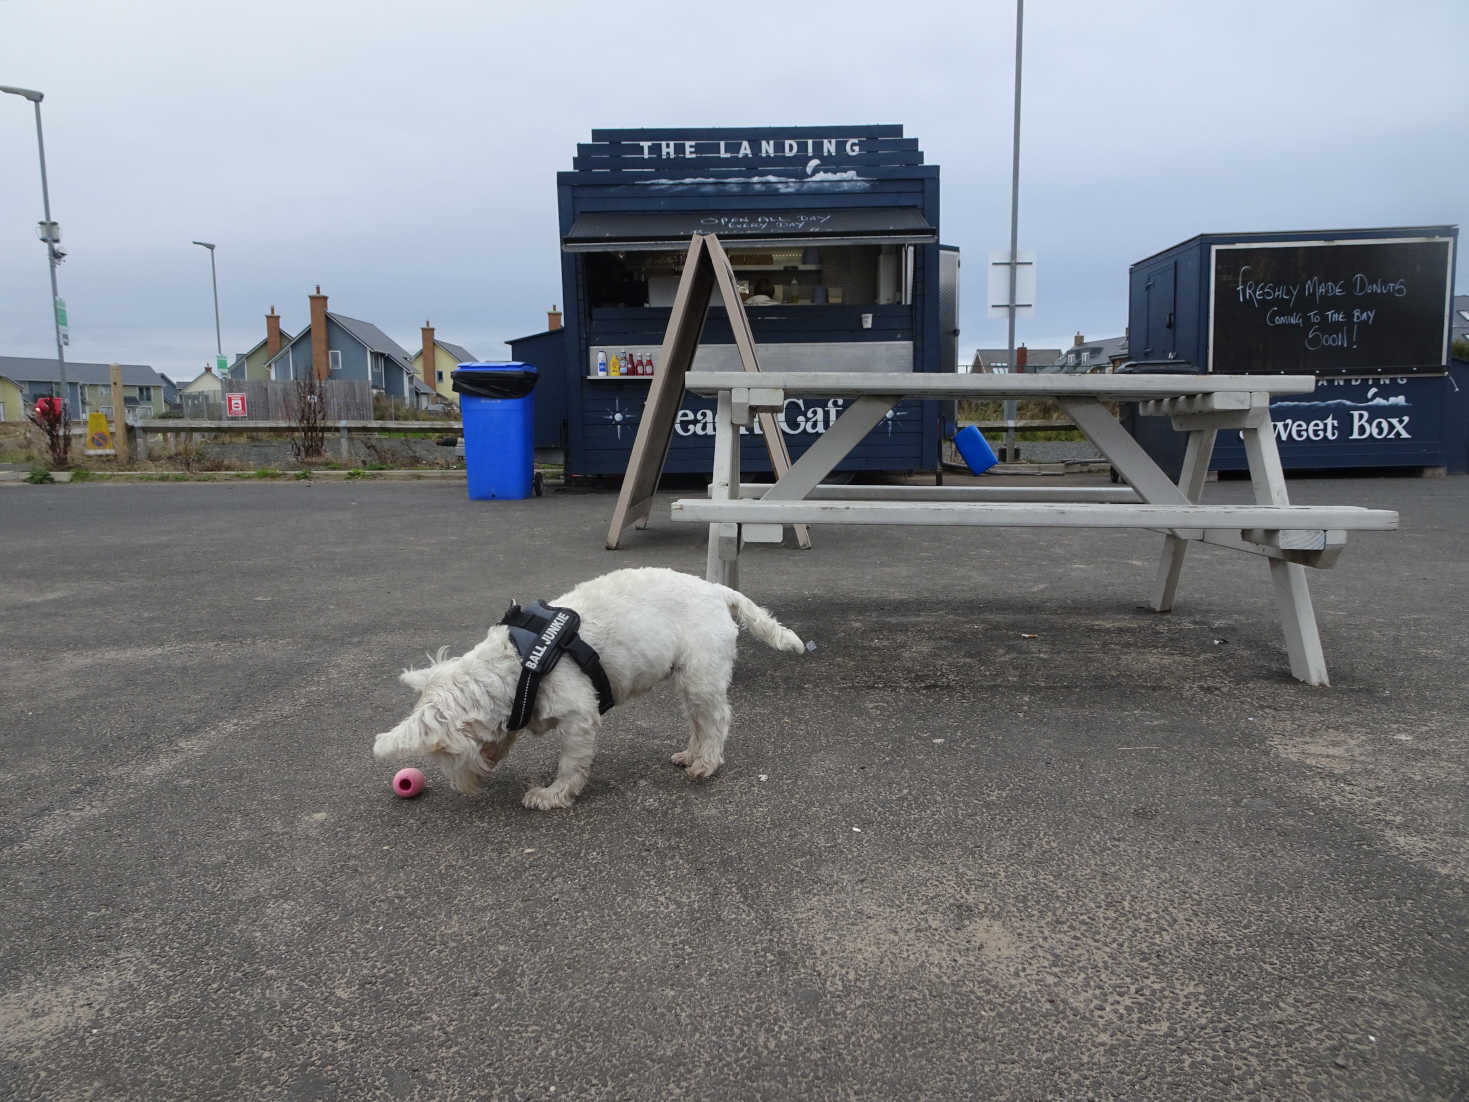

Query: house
[[408, 322, 476, 407], [180, 365, 224, 398], [0, 355, 169, 423], [1052, 332, 1129, 373], [1452, 294, 1469, 349], [228, 307, 294, 381], [971, 346, 1062, 374], [263, 286, 433, 406]]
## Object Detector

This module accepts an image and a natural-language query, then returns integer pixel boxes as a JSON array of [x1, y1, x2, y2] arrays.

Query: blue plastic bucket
[[954, 425, 999, 474]]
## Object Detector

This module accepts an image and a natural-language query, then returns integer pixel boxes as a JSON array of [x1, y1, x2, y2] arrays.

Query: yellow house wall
[[0, 377, 23, 422], [435, 346, 464, 403], [182, 372, 223, 396], [409, 346, 466, 404]]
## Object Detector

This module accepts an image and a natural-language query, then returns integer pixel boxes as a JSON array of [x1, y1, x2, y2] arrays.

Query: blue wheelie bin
[[452, 362, 540, 500]]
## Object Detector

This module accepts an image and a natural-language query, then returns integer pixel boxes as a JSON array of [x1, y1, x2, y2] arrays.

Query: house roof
[[0, 356, 167, 388], [438, 340, 475, 364], [410, 338, 478, 365], [1050, 335, 1129, 372], [329, 313, 414, 366], [509, 327, 562, 344], [182, 368, 224, 389], [236, 326, 297, 363], [264, 312, 416, 374]]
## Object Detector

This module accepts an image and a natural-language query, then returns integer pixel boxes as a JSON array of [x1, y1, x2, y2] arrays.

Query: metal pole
[[208, 247, 222, 360], [1003, 0, 1024, 461], [193, 240, 223, 399], [2, 90, 74, 421]]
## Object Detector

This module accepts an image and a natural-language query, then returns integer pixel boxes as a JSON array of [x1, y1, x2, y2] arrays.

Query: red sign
[[225, 392, 247, 418]]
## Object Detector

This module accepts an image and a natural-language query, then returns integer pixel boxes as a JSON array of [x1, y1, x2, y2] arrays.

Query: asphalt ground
[[2, 474, 1466, 1101]]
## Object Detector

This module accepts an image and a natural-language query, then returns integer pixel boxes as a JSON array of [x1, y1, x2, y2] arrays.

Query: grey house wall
[[326, 319, 370, 383], [375, 352, 406, 398], [272, 331, 310, 380], [272, 319, 373, 383]]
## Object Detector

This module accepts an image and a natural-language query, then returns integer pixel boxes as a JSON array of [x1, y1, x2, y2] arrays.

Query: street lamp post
[[1, 84, 70, 420], [192, 239, 223, 369], [1003, 0, 1024, 462]]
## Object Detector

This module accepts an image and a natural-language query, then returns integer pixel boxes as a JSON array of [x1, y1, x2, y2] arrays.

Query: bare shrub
[[287, 376, 329, 462]]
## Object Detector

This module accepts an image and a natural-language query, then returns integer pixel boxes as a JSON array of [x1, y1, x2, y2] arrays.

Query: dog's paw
[[683, 756, 723, 780], [522, 785, 574, 811], [671, 750, 692, 767]]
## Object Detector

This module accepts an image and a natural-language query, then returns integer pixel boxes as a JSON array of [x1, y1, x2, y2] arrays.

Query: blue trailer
[[511, 126, 955, 480], [1126, 226, 1462, 474]]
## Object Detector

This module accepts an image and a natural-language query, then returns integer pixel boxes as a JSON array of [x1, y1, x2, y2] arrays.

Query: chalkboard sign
[[1209, 236, 1453, 375]]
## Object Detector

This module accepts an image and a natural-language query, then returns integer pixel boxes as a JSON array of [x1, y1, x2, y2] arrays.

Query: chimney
[[266, 306, 282, 360], [547, 304, 563, 331], [309, 285, 329, 380], [421, 320, 437, 397], [1074, 331, 1085, 347], [1016, 343, 1028, 372]]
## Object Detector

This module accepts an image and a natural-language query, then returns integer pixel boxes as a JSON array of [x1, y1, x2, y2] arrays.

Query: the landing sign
[[1209, 236, 1453, 376]]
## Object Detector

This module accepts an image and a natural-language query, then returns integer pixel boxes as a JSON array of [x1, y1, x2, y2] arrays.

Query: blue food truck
[[1126, 226, 1464, 474], [510, 125, 958, 479]]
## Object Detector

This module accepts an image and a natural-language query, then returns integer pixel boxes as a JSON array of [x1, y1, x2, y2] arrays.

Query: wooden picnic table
[[669, 370, 1399, 686]]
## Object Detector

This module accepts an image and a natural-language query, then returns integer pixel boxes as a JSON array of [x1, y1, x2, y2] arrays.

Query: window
[[329, 349, 342, 376], [588, 244, 898, 309], [436, 370, 444, 382], [136, 386, 152, 401], [370, 354, 385, 390]]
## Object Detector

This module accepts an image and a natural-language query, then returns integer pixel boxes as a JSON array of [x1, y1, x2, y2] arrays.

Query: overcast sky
[[2, 0, 1465, 381]]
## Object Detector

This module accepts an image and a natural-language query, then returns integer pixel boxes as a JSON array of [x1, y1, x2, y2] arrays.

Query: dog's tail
[[719, 586, 806, 653], [373, 713, 427, 760]]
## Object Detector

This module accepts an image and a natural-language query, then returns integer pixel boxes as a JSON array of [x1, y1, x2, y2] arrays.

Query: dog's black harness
[[500, 601, 615, 731]]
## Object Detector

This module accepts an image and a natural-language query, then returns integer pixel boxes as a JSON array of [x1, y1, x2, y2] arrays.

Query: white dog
[[373, 567, 805, 809]]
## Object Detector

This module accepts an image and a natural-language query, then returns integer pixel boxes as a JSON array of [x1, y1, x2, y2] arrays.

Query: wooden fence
[[181, 379, 374, 422]]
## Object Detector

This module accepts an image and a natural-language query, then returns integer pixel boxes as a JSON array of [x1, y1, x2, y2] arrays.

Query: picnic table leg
[[705, 391, 742, 588], [1059, 399, 1197, 615], [1153, 427, 1217, 612], [760, 395, 897, 501], [1241, 407, 1329, 686]]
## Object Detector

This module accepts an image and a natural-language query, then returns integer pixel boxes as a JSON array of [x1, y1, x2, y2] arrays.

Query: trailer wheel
[[533, 471, 545, 497]]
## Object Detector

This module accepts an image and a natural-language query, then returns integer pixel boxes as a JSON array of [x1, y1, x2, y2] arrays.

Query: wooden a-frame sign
[[606, 233, 811, 550]]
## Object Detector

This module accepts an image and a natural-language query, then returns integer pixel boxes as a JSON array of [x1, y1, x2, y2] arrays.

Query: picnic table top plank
[[682, 371, 1316, 401]]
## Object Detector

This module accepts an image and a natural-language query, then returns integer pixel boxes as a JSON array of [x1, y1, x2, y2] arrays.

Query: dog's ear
[[399, 666, 433, 693]]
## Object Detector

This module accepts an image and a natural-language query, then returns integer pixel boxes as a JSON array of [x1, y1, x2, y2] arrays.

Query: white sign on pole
[[987, 250, 1036, 318]]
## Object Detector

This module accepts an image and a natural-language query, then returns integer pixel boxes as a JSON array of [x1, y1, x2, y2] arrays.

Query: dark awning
[[562, 207, 936, 252]]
